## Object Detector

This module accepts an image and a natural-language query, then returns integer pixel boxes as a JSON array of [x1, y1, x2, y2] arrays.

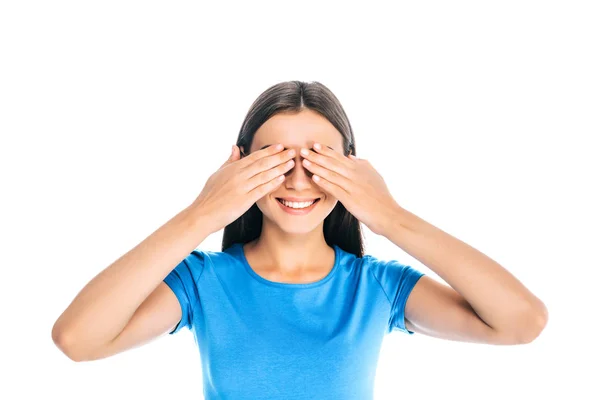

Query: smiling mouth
[[276, 198, 321, 209]]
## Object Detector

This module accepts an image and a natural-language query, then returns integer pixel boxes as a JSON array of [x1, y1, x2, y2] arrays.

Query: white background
[[1, 1, 598, 399]]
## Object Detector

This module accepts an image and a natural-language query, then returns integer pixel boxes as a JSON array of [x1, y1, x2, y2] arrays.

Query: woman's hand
[[300, 143, 400, 235], [190, 143, 296, 234]]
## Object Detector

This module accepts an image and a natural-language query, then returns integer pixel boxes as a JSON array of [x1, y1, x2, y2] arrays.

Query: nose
[[284, 152, 314, 190]]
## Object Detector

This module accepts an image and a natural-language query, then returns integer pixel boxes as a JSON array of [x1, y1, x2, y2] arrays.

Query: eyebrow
[[259, 144, 335, 151]]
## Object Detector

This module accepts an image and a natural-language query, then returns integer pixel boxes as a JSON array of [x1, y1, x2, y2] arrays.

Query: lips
[[276, 198, 320, 208], [276, 197, 320, 203], [275, 197, 321, 215]]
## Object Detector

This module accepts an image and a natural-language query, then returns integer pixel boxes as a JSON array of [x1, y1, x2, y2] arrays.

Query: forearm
[[383, 205, 547, 335], [52, 204, 212, 353]]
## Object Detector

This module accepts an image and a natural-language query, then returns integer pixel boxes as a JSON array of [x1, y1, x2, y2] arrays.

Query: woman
[[52, 81, 548, 399]]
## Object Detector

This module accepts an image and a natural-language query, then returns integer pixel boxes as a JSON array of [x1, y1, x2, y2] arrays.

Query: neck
[[247, 218, 333, 273]]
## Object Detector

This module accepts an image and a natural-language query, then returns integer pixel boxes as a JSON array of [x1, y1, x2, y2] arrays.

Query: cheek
[[255, 196, 269, 213], [319, 197, 338, 213]]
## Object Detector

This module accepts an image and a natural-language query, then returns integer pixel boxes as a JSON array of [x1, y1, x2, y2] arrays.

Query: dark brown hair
[[221, 80, 365, 258]]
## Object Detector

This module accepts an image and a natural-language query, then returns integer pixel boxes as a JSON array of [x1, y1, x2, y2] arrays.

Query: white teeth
[[279, 199, 316, 209]]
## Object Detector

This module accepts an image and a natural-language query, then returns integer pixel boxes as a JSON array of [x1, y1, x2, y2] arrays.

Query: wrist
[[380, 203, 408, 237], [182, 203, 217, 236]]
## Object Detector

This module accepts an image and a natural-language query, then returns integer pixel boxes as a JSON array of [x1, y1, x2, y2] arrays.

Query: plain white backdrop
[[1, 1, 598, 399]]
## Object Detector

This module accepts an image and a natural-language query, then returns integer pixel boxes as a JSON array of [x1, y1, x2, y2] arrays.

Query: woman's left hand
[[300, 142, 400, 235]]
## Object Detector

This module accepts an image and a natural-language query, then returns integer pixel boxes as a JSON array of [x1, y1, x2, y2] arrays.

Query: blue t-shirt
[[163, 242, 424, 400]]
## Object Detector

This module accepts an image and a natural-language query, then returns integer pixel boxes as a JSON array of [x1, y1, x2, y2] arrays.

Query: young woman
[[52, 81, 548, 399]]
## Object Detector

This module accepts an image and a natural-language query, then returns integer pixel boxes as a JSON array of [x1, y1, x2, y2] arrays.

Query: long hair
[[221, 80, 365, 258]]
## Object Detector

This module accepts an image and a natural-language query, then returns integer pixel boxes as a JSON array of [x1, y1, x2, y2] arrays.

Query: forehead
[[250, 109, 344, 152]]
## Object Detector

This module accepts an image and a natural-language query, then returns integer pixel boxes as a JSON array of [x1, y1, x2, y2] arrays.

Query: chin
[[255, 195, 337, 234]]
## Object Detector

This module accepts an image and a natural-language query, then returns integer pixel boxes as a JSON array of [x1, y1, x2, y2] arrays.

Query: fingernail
[[300, 148, 309, 156], [314, 143, 321, 150]]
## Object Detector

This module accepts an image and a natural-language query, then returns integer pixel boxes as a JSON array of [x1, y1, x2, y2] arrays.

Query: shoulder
[[359, 252, 424, 297], [361, 253, 404, 274], [334, 246, 391, 283], [172, 247, 239, 284], [197, 243, 246, 270], [332, 246, 393, 272], [189, 247, 233, 265]]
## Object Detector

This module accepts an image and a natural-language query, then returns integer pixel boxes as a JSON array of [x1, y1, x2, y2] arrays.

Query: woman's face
[[243, 109, 345, 234]]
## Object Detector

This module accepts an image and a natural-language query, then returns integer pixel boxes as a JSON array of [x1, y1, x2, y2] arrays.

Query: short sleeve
[[367, 256, 425, 335], [163, 250, 205, 334]]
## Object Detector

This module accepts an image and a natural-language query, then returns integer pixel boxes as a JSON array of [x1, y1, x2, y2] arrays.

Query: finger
[[311, 174, 348, 201], [299, 147, 351, 179], [248, 173, 286, 200], [220, 145, 240, 168], [313, 142, 355, 166], [239, 143, 285, 168], [245, 157, 295, 192], [301, 158, 352, 193], [244, 148, 296, 179], [231, 145, 241, 161]]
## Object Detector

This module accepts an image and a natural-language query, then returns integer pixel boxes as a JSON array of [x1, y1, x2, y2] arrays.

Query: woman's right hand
[[189, 143, 296, 234]]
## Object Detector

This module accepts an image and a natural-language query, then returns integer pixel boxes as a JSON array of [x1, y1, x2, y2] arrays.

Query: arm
[[383, 205, 548, 345], [51, 205, 212, 361], [294, 143, 548, 345]]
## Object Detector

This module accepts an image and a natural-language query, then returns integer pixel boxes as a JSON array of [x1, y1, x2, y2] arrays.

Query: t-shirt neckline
[[234, 242, 340, 289]]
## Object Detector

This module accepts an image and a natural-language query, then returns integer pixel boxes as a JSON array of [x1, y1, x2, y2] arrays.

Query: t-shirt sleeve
[[367, 256, 425, 335], [163, 249, 205, 334]]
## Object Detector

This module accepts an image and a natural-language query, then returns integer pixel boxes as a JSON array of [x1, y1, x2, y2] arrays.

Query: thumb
[[230, 145, 241, 161], [223, 145, 240, 166]]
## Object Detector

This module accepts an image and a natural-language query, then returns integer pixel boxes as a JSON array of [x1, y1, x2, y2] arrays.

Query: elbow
[[521, 302, 549, 344], [505, 302, 549, 345], [51, 324, 88, 362]]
